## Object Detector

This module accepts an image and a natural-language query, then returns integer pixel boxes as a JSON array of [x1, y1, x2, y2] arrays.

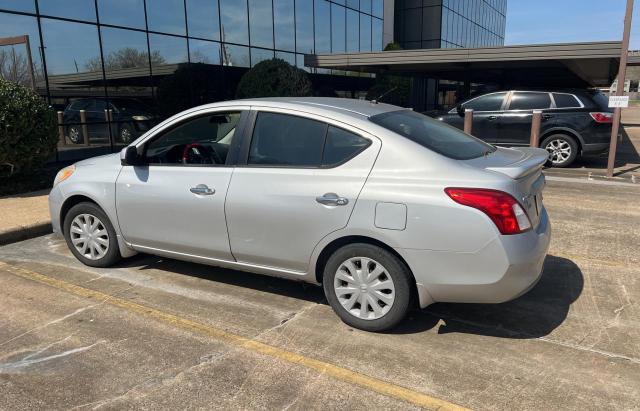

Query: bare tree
[[0, 47, 30, 86], [85, 48, 166, 72]]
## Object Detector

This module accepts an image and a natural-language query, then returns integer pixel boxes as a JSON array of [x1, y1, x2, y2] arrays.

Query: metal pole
[[24, 35, 36, 91], [530, 110, 542, 147], [606, 0, 634, 178], [80, 110, 89, 147], [464, 108, 473, 134], [57, 111, 65, 146]]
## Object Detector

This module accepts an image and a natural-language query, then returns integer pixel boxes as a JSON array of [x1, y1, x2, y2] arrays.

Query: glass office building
[[0, 0, 384, 159], [394, 0, 506, 49]]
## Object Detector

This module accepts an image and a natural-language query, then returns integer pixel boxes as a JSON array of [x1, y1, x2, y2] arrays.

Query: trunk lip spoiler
[[484, 147, 549, 180]]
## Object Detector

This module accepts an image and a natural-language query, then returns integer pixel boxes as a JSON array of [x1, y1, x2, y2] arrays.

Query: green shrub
[[0, 78, 57, 177], [236, 58, 312, 99]]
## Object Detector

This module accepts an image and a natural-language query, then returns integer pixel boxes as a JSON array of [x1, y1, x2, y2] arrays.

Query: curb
[[0, 222, 53, 246]]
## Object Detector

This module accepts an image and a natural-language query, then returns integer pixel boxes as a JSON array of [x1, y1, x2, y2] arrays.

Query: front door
[[225, 110, 380, 272], [116, 109, 247, 260], [458, 91, 508, 143]]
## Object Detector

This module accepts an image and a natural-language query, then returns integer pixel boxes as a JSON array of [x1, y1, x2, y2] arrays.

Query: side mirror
[[456, 105, 465, 117], [121, 146, 142, 166]]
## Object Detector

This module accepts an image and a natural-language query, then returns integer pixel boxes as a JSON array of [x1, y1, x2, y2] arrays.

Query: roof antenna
[[371, 86, 397, 104]]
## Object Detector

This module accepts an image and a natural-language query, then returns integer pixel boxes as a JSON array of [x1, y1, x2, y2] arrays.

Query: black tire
[[323, 243, 413, 332], [63, 202, 122, 268], [67, 125, 84, 144], [541, 134, 579, 168], [119, 124, 134, 144]]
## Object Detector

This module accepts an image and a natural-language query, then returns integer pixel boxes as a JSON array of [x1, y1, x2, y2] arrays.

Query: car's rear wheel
[[67, 125, 84, 144], [63, 202, 121, 267], [323, 243, 412, 332], [541, 134, 578, 167]]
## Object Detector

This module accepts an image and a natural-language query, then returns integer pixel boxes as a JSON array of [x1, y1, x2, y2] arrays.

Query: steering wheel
[[182, 143, 212, 164]]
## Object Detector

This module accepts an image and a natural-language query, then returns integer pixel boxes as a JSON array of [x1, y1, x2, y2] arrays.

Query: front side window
[[508, 92, 552, 111], [370, 110, 495, 160], [461, 92, 507, 112], [248, 112, 370, 167], [145, 112, 241, 165]]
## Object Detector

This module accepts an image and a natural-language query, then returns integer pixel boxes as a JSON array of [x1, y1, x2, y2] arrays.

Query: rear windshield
[[369, 110, 496, 160]]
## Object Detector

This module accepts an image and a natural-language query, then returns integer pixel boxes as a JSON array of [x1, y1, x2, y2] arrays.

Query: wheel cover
[[545, 139, 572, 164], [334, 257, 395, 320], [69, 127, 80, 143], [70, 214, 109, 260]]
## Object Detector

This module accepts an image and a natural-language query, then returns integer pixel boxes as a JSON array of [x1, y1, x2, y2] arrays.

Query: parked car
[[50, 98, 550, 332], [431, 90, 613, 167], [63, 98, 157, 144]]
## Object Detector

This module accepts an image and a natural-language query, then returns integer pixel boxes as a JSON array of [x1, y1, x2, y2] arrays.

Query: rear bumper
[[400, 208, 551, 308]]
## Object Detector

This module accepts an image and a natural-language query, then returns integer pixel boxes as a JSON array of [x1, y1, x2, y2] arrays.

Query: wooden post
[[80, 109, 89, 147], [606, 0, 634, 178], [530, 110, 542, 147], [464, 109, 473, 134], [57, 111, 65, 146]]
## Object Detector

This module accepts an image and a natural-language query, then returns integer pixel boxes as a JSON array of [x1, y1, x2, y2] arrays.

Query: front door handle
[[487, 115, 498, 121], [190, 184, 215, 196], [316, 192, 349, 206], [542, 114, 553, 120]]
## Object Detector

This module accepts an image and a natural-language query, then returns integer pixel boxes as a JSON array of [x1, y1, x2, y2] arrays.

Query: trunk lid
[[463, 147, 548, 228]]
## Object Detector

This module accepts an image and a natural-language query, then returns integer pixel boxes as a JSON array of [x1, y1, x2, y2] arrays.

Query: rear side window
[[461, 92, 507, 111], [248, 112, 370, 167], [553, 93, 582, 108], [508, 92, 552, 110], [369, 110, 495, 160]]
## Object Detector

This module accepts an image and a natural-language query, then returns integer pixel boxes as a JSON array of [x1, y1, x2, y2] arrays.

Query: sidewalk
[[0, 190, 52, 245]]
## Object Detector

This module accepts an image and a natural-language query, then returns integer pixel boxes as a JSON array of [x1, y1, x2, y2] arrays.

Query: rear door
[[225, 109, 380, 272], [458, 91, 508, 143], [498, 91, 553, 145]]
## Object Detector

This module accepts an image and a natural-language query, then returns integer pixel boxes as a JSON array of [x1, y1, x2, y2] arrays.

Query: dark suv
[[63, 98, 157, 145], [432, 90, 613, 167]]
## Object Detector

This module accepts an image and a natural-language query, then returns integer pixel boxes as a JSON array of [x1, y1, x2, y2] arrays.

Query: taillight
[[444, 188, 532, 235], [589, 112, 613, 123]]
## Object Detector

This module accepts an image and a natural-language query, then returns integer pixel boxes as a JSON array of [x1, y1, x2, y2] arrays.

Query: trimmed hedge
[[0, 78, 58, 176], [236, 58, 312, 99]]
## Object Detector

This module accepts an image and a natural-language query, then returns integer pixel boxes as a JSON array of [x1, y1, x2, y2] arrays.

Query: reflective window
[[331, 3, 345, 53], [275, 51, 295, 66], [186, 0, 220, 40], [274, 0, 295, 52], [219, 0, 249, 45], [359, 14, 371, 52], [249, 0, 273, 49], [462, 92, 507, 111], [322, 126, 370, 166], [372, 18, 382, 50], [149, 34, 187, 66], [346, 0, 358, 9], [39, 0, 96, 22], [553, 93, 582, 109], [249, 112, 327, 167], [222, 44, 249, 67], [146, 112, 242, 165], [251, 47, 274, 66], [41, 19, 101, 75], [371, 0, 383, 17], [146, 0, 186, 36], [100, 27, 150, 74], [360, 0, 371, 14], [0, 1, 35, 13], [189, 39, 221, 65], [346, 9, 359, 52], [0, 13, 44, 86], [314, 0, 330, 53], [97, 0, 145, 29], [295, 54, 308, 71], [508, 92, 552, 111], [295, 0, 313, 53]]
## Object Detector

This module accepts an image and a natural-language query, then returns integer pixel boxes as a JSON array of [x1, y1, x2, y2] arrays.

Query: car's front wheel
[[63, 202, 121, 267], [323, 243, 412, 332], [542, 134, 578, 167]]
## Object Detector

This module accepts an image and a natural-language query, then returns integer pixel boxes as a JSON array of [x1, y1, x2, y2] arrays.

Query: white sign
[[609, 96, 629, 108]]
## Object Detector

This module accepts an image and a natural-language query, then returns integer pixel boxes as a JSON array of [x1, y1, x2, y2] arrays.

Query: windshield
[[369, 110, 496, 160]]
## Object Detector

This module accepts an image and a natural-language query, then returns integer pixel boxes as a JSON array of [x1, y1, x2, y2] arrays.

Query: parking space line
[[0, 261, 469, 411]]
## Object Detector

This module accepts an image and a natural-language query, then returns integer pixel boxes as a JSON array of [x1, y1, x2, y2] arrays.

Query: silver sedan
[[49, 97, 551, 331]]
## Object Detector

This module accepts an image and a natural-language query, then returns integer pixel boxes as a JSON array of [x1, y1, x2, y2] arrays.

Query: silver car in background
[[49, 98, 551, 331]]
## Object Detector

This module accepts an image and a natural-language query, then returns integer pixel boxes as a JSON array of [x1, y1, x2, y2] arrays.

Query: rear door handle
[[487, 115, 498, 121], [542, 114, 553, 120], [190, 184, 215, 195], [316, 193, 349, 206]]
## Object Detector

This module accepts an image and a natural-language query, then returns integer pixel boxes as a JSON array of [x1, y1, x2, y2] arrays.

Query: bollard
[[463, 108, 473, 134], [57, 111, 65, 146], [80, 109, 89, 147], [530, 110, 542, 147]]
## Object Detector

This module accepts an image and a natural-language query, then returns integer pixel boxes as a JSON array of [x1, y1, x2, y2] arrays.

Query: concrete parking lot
[[0, 178, 639, 410]]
